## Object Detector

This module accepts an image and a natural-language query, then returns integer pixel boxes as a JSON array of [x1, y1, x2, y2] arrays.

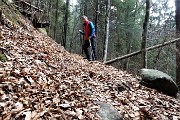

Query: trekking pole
[[88, 39, 95, 60], [79, 31, 83, 55]]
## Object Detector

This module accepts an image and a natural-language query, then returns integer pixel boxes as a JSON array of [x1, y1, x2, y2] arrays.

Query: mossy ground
[[0, 52, 6, 62], [0, 1, 26, 26]]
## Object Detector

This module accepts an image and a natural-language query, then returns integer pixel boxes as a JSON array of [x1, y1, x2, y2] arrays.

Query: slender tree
[[141, 0, 150, 68], [47, 0, 52, 35], [83, 0, 87, 16], [175, 0, 180, 85], [103, 0, 111, 62], [54, 0, 59, 40], [0, 9, 2, 24], [63, 0, 70, 48], [94, 0, 99, 36], [123, 0, 138, 70], [69, 4, 80, 53]]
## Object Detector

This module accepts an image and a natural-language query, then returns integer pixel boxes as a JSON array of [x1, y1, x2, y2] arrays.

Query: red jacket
[[83, 21, 96, 40]]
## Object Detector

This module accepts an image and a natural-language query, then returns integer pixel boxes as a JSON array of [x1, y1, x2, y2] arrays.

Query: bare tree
[[141, 0, 150, 68], [175, 0, 180, 85], [83, 0, 87, 16], [63, 0, 70, 48], [0, 9, 2, 24], [54, 0, 59, 40], [47, 0, 52, 35], [69, 7, 79, 53], [103, 0, 110, 62], [94, 0, 99, 36]]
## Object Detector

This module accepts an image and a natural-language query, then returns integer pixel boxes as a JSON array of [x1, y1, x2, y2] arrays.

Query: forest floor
[[0, 1, 180, 120]]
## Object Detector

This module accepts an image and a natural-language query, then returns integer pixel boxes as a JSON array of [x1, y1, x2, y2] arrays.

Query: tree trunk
[[123, 5, 131, 70], [0, 9, 2, 25], [175, 0, 180, 85], [47, 0, 52, 35], [54, 0, 58, 40], [69, 7, 79, 53], [83, 0, 87, 16], [124, 1, 138, 70], [141, 0, 150, 68], [103, 0, 110, 62], [94, 0, 99, 36], [63, 0, 69, 48]]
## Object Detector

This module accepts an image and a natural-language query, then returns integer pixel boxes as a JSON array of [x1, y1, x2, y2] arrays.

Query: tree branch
[[104, 38, 180, 65]]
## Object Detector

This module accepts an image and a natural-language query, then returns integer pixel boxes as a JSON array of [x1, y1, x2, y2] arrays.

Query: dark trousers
[[83, 37, 96, 60]]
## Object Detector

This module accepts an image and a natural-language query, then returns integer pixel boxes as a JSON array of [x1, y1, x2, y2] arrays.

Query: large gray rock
[[97, 102, 123, 120], [139, 69, 179, 96]]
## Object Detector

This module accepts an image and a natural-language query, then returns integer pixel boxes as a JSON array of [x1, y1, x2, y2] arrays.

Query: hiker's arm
[[79, 30, 85, 35], [89, 22, 95, 39]]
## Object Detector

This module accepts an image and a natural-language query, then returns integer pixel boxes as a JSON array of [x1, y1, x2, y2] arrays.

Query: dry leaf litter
[[0, 7, 180, 120]]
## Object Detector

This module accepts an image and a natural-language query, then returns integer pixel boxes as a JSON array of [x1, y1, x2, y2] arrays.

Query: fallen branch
[[104, 38, 180, 65]]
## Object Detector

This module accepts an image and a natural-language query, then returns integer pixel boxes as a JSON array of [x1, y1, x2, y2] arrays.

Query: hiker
[[79, 15, 96, 61]]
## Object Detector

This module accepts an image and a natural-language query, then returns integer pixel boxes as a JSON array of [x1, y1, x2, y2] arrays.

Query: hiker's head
[[81, 15, 88, 23]]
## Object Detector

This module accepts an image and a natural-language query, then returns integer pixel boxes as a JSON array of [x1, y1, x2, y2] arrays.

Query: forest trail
[[0, 2, 180, 120]]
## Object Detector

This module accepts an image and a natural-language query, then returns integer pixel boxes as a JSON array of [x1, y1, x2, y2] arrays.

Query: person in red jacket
[[79, 15, 96, 61]]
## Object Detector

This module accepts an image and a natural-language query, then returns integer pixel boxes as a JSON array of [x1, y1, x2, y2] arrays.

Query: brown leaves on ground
[[0, 15, 180, 120]]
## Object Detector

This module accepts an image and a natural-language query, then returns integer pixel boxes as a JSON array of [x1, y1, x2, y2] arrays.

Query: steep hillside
[[0, 2, 180, 120]]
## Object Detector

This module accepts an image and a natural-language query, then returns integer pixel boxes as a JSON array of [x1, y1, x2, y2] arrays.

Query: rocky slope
[[0, 2, 180, 120]]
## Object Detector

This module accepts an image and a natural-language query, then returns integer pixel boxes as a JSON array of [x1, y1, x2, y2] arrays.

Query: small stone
[[85, 89, 93, 96]]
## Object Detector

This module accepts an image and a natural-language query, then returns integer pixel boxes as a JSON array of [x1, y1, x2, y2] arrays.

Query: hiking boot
[[83, 57, 92, 61], [88, 58, 92, 61]]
